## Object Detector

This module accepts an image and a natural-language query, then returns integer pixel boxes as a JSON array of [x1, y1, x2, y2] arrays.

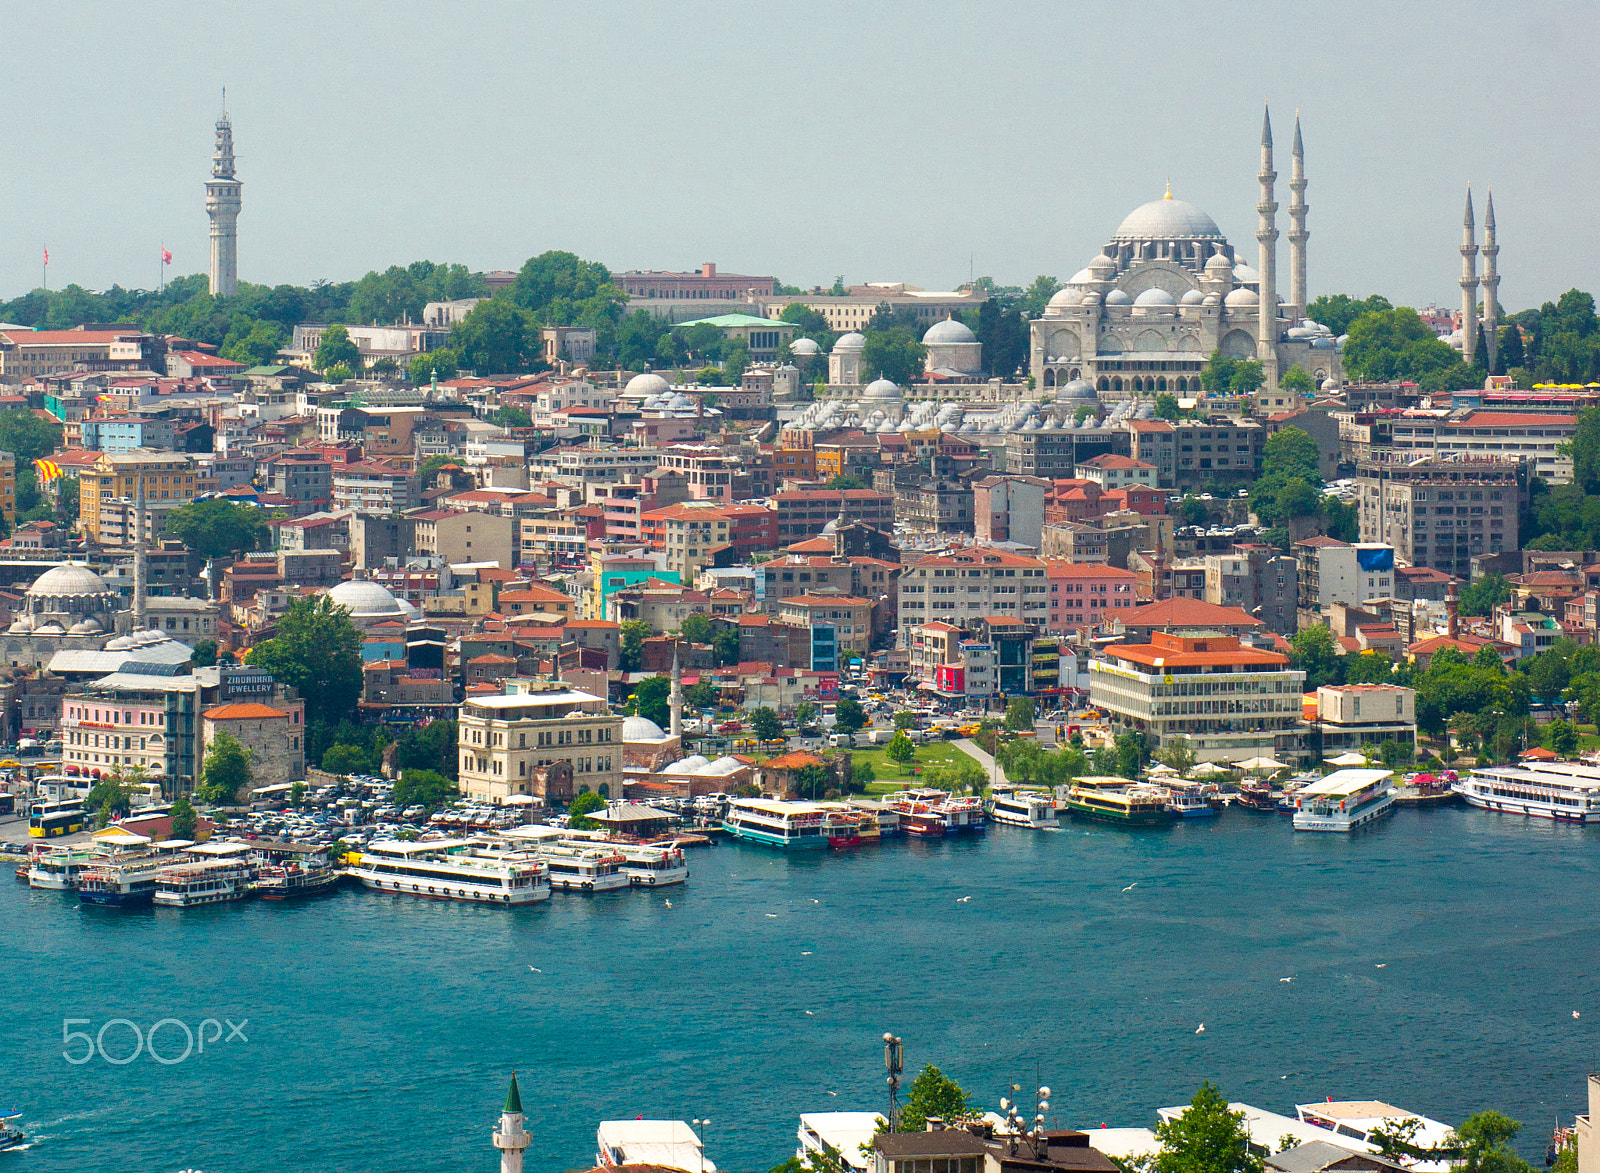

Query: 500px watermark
[[62, 1018, 248, 1065]]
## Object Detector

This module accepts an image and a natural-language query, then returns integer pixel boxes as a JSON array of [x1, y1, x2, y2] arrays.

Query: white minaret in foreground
[[1460, 187, 1479, 368], [1482, 190, 1500, 372], [669, 642, 683, 738], [1287, 113, 1309, 322], [492, 1073, 531, 1173], [206, 93, 241, 297], [1256, 104, 1280, 390]]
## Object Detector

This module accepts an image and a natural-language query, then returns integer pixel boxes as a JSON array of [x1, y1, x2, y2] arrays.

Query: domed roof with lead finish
[[27, 563, 112, 597], [923, 318, 976, 344], [1112, 195, 1225, 242]]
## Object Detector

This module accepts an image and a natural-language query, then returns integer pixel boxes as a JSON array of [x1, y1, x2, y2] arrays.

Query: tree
[[630, 675, 672, 728], [1305, 293, 1392, 337], [892, 710, 918, 730], [164, 499, 270, 558], [1176, 496, 1210, 527], [796, 701, 817, 727], [1004, 697, 1036, 732], [290, 780, 308, 805], [245, 596, 364, 724], [169, 795, 198, 840], [85, 770, 140, 823], [322, 363, 354, 384], [886, 731, 915, 764], [510, 250, 626, 328], [322, 743, 374, 777], [1155, 742, 1198, 777], [393, 769, 456, 812], [827, 474, 866, 490], [0, 407, 63, 466], [793, 763, 832, 800], [684, 681, 719, 710], [314, 324, 362, 371], [449, 298, 544, 373], [834, 697, 867, 734], [220, 318, 286, 367], [896, 1065, 972, 1132], [860, 329, 925, 386], [191, 639, 219, 668], [1453, 1111, 1534, 1173], [568, 790, 606, 830], [1343, 307, 1474, 387], [1154, 392, 1180, 419], [852, 760, 876, 789], [712, 629, 741, 665], [1280, 365, 1315, 394], [751, 707, 784, 742], [1114, 730, 1147, 779], [1546, 717, 1578, 757], [197, 731, 253, 805], [408, 348, 459, 384], [395, 721, 459, 781], [1151, 1083, 1261, 1173], [620, 620, 652, 672], [1459, 573, 1511, 618], [1343, 652, 1397, 684], [1291, 625, 1344, 690], [679, 614, 714, 645]]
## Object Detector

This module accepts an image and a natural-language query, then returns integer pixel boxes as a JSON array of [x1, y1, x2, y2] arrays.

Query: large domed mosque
[[4, 562, 196, 672]]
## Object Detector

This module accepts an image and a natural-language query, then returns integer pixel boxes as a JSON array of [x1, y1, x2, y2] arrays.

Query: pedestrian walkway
[[955, 738, 1010, 786]]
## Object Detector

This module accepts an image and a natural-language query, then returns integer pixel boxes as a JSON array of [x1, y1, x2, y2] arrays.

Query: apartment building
[[1089, 631, 1306, 764], [1001, 427, 1129, 479], [1128, 417, 1266, 492], [1204, 544, 1298, 636], [770, 489, 894, 541], [79, 451, 201, 545], [0, 328, 152, 378], [655, 444, 747, 501], [777, 593, 873, 671], [332, 461, 418, 515], [1044, 561, 1137, 631], [972, 476, 1050, 547], [1356, 458, 1522, 581], [1313, 684, 1416, 756], [1075, 454, 1157, 489], [641, 501, 778, 582], [411, 509, 516, 568], [262, 450, 333, 516], [1341, 410, 1576, 484], [457, 683, 622, 803], [897, 547, 1048, 644], [529, 444, 663, 485], [1292, 538, 1395, 622]]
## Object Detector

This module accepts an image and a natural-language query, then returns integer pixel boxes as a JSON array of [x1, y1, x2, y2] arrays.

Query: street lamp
[[692, 1119, 711, 1173]]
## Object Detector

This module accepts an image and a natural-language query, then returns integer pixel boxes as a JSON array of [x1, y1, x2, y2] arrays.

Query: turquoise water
[[4, 808, 1598, 1172]]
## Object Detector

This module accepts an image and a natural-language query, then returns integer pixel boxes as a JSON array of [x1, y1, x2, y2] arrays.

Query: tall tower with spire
[[1481, 191, 1500, 373], [1287, 114, 1309, 321], [1256, 105, 1280, 389], [669, 643, 683, 739], [1460, 188, 1480, 368], [206, 93, 242, 297], [491, 1073, 531, 1173]]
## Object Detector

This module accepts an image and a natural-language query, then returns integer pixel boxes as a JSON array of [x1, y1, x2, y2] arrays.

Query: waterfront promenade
[[5, 806, 1597, 1173]]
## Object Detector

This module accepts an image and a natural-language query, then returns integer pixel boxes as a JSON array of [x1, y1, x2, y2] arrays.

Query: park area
[[850, 739, 985, 796]]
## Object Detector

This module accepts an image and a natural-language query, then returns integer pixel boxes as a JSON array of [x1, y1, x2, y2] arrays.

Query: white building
[[1309, 543, 1395, 613], [457, 683, 622, 803]]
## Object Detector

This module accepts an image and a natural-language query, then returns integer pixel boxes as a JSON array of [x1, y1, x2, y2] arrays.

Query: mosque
[[1029, 109, 1341, 403], [5, 563, 195, 671]]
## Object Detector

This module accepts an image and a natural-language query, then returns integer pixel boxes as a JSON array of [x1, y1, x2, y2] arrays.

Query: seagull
[[664, 899, 672, 908], [528, 966, 543, 973], [825, 1091, 838, 1097], [766, 913, 778, 918], [1122, 883, 1137, 892], [1279, 977, 1293, 983], [801, 951, 813, 956], [1375, 963, 1386, 968], [805, 1010, 815, 1016], [813, 899, 820, 904], [1576, 1011, 1582, 1019], [1195, 1023, 1205, 1034], [956, 896, 972, 903]]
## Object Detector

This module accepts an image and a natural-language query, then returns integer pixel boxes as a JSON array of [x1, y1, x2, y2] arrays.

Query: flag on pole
[[162, 247, 172, 266], [42, 245, 49, 266], [33, 458, 62, 482]]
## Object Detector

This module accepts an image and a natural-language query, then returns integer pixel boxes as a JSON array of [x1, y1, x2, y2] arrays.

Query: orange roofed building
[[1088, 631, 1306, 764]]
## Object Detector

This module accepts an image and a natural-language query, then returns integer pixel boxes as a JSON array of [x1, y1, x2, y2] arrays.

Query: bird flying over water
[[1122, 883, 1137, 892], [826, 1091, 838, 1097], [805, 1010, 815, 1016], [956, 895, 972, 903], [528, 966, 542, 973], [1576, 1011, 1582, 1019], [1375, 963, 1386, 968], [801, 951, 813, 956], [766, 913, 778, 918], [1279, 977, 1293, 983], [1195, 1023, 1205, 1033], [664, 899, 672, 908]]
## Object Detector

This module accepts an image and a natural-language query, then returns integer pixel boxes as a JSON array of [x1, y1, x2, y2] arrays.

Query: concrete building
[[1090, 631, 1306, 763], [457, 683, 622, 803], [770, 490, 894, 542], [897, 547, 1049, 643], [642, 501, 779, 583], [1204, 545, 1298, 636], [205, 100, 241, 296], [777, 593, 872, 671], [412, 509, 516, 569], [973, 475, 1050, 547], [1357, 458, 1523, 580], [1075, 454, 1157, 489], [1294, 538, 1394, 623], [1044, 561, 1138, 631], [1313, 684, 1416, 756], [1001, 426, 1130, 480], [78, 451, 201, 546], [332, 461, 418, 515]]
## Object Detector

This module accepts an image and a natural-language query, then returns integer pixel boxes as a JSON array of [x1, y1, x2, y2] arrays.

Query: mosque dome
[[28, 564, 111, 598], [863, 377, 902, 399], [1205, 252, 1234, 272], [1105, 289, 1132, 306], [1113, 196, 1225, 242], [1202, 292, 1222, 307], [923, 318, 976, 345], [1179, 289, 1205, 305], [625, 372, 670, 396], [1088, 255, 1118, 275], [1134, 288, 1176, 307], [622, 714, 668, 741], [1286, 325, 1319, 340], [326, 578, 408, 620], [667, 754, 711, 775], [1321, 378, 1340, 392], [832, 332, 866, 352], [667, 393, 695, 410], [1059, 379, 1097, 400], [1048, 287, 1083, 310], [1066, 268, 1097, 286], [1232, 261, 1260, 284], [789, 338, 820, 356], [1224, 287, 1260, 307]]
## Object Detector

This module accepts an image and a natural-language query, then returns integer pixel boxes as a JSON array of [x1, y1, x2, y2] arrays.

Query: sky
[[1, 1, 1595, 314]]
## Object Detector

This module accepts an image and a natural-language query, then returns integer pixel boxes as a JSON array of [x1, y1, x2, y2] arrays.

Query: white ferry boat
[[350, 839, 551, 905], [722, 799, 835, 849], [1163, 782, 1219, 819], [539, 844, 629, 892], [990, 788, 1058, 828], [612, 843, 689, 886], [154, 859, 254, 907], [848, 799, 901, 837], [78, 854, 171, 908], [1292, 768, 1395, 832], [1454, 760, 1600, 822]]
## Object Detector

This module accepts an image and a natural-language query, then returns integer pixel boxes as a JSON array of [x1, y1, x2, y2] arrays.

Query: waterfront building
[[1312, 684, 1416, 756], [1089, 630, 1306, 763], [457, 682, 622, 803], [201, 701, 307, 794]]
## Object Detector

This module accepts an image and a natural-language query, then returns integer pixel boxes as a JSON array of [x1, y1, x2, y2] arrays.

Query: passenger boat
[[611, 843, 689, 886], [28, 844, 101, 890], [826, 809, 862, 849], [0, 1111, 25, 1152], [1064, 780, 1174, 827], [539, 844, 629, 892], [1454, 760, 1600, 822], [1235, 781, 1278, 812], [990, 789, 1058, 828], [154, 859, 254, 907], [1163, 782, 1218, 819], [255, 858, 340, 900], [721, 799, 836, 849], [350, 839, 551, 904], [938, 795, 986, 833], [77, 856, 168, 908], [1292, 768, 1395, 832], [850, 809, 882, 845]]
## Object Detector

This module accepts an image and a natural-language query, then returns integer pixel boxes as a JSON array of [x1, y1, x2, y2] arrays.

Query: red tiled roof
[[1118, 597, 1263, 627], [1452, 412, 1578, 427], [1044, 560, 1138, 578], [204, 703, 288, 720], [1078, 454, 1155, 470]]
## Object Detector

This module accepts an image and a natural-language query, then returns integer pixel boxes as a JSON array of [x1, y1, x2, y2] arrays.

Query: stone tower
[[1287, 113, 1309, 322], [206, 94, 242, 297], [1256, 105, 1280, 389], [1482, 190, 1500, 372], [492, 1073, 531, 1173], [1459, 188, 1479, 368], [669, 642, 683, 739]]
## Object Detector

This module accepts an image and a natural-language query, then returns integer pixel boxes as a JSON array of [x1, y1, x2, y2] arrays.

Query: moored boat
[[1163, 783, 1218, 819], [255, 859, 340, 900], [611, 842, 689, 886], [1065, 778, 1174, 827], [154, 859, 255, 907], [990, 788, 1057, 828], [1453, 760, 1600, 822], [1292, 768, 1395, 832], [539, 844, 629, 892], [1235, 781, 1278, 812], [721, 799, 833, 849], [351, 839, 551, 905]]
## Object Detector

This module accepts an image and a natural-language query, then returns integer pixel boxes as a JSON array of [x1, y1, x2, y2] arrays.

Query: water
[[4, 808, 1598, 1172]]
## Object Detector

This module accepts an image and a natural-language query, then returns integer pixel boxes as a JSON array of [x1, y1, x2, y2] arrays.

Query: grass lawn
[[852, 740, 980, 794]]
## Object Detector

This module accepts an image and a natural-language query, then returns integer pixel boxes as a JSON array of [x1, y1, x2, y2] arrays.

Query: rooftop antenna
[[883, 1032, 903, 1132]]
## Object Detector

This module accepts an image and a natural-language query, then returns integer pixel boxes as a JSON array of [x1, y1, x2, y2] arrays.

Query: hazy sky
[[3, 1, 1595, 313]]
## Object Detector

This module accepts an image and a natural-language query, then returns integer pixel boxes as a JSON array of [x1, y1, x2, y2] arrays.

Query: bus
[[29, 800, 85, 838]]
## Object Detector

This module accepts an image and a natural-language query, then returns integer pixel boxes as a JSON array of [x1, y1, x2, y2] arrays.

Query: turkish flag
[[162, 248, 173, 265], [42, 245, 49, 265]]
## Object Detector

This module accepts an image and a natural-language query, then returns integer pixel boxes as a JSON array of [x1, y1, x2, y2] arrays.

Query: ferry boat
[[28, 844, 101, 890], [350, 839, 552, 905], [938, 795, 987, 833], [990, 789, 1058, 828], [0, 1111, 25, 1152], [154, 859, 254, 907], [255, 857, 340, 900], [1064, 779, 1174, 827], [826, 808, 862, 849], [539, 844, 629, 892], [1454, 760, 1600, 822], [611, 843, 689, 886], [78, 856, 169, 908], [1235, 781, 1278, 812], [721, 799, 836, 849], [849, 800, 901, 837], [1292, 768, 1395, 832], [1163, 783, 1218, 819]]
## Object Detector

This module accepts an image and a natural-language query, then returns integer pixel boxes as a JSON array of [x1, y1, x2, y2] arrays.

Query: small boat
[[154, 859, 255, 907], [0, 1111, 26, 1152], [78, 856, 168, 908], [255, 859, 340, 900], [611, 842, 689, 886], [1235, 781, 1279, 812], [539, 844, 629, 892], [1163, 783, 1217, 819], [990, 788, 1058, 828], [825, 808, 863, 849]]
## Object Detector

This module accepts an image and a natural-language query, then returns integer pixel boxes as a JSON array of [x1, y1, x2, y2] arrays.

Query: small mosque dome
[[1321, 378, 1339, 391], [1205, 252, 1234, 272], [327, 578, 407, 619], [1080, 291, 1102, 306], [625, 372, 670, 396], [1224, 287, 1260, 307], [789, 338, 820, 356], [1048, 287, 1084, 310], [1060, 379, 1097, 400], [1202, 292, 1222, 307], [667, 393, 695, 409], [1088, 255, 1118, 274], [1287, 325, 1319, 340], [1232, 261, 1260, 284], [1066, 268, 1097, 286], [1134, 288, 1176, 307], [832, 332, 866, 352], [864, 377, 901, 399], [1179, 289, 1205, 305], [923, 318, 976, 345], [1105, 289, 1132, 306], [622, 714, 668, 741]]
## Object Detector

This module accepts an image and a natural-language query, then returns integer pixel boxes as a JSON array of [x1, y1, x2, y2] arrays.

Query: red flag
[[42, 245, 49, 265], [161, 247, 172, 265]]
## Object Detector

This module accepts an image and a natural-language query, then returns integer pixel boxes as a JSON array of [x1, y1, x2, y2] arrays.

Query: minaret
[[1287, 113, 1309, 322], [1256, 105, 1280, 390], [1482, 190, 1500, 373], [491, 1073, 531, 1173], [206, 92, 242, 297], [1460, 188, 1479, 368], [669, 643, 683, 739], [134, 470, 147, 630]]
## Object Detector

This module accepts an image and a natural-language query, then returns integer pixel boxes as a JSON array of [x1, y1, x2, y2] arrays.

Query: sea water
[[4, 807, 1598, 1172]]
